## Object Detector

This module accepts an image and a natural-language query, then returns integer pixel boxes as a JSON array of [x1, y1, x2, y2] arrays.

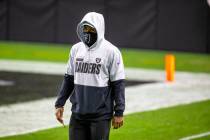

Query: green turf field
[[0, 100, 209, 140], [0, 41, 210, 140], [0, 41, 210, 73]]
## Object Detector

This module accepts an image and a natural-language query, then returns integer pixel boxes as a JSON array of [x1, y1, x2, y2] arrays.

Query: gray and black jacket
[[55, 12, 125, 120]]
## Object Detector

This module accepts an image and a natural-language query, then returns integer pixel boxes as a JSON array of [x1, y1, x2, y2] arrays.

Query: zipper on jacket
[[88, 48, 91, 62]]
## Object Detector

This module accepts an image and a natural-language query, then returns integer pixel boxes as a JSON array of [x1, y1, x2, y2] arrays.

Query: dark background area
[[0, 71, 154, 105], [0, 0, 209, 53]]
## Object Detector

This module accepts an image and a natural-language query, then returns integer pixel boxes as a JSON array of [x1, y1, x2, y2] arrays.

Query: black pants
[[69, 116, 111, 140]]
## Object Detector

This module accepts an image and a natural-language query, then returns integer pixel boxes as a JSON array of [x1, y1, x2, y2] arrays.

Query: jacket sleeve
[[109, 48, 125, 117], [55, 47, 75, 108], [55, 74, 74, 108]]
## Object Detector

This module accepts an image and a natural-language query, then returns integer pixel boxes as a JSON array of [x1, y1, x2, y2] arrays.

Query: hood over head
[[77, 12, 105, 49]]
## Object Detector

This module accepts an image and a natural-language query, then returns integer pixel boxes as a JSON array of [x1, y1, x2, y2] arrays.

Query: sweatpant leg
[[69, 116, 91, 140], [90, 120, 111, 140]]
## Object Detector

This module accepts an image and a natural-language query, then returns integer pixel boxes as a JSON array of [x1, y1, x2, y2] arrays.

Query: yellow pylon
[[165, 54, 175, 82]]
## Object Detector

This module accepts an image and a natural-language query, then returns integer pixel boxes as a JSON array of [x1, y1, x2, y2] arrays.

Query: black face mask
[[83, 32, 97, 47]]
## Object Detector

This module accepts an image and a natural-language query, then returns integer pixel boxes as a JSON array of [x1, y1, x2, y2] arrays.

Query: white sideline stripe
[[1, 59, 210, 81], [0, 59, 166, 80], [179, 131, 210, 140], [0, 59, 66, 75]]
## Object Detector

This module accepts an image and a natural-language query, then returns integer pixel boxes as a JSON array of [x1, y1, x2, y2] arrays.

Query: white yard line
[[0, 59, 66, 75], [179, 131, 210, 140], [0, 59, 210, 137]]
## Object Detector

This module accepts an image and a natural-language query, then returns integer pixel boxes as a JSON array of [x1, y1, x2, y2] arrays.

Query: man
[[55, 12, 125, 140]]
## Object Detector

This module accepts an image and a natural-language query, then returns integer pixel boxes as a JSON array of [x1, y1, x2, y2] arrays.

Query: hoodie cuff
[[55, 105, 64, 109], [114, 110, 124, 117]]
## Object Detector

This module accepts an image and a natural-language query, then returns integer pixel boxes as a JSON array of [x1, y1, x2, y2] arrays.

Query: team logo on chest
[[75, 57, 102, 74], [96, 58, 101, 63]]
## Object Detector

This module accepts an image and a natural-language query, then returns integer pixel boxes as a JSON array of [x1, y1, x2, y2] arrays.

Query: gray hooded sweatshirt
[[55, 12, 125, 120]]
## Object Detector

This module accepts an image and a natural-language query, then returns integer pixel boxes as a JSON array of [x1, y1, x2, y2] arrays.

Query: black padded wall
[[207, 2, 210, 53], [0, 0, 209, 53], [106, 0, 157, 49], [0, 0, 7, 39], [157, 0, 208, 52], [8, 0, 56, 42]]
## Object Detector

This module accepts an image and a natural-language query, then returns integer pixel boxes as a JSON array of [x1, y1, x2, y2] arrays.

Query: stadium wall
[[0, 0, 209, 53]]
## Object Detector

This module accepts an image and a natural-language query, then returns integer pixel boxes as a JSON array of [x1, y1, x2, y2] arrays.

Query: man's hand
[[112, 116, 123, 129], [55, 107, 64, 124]]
